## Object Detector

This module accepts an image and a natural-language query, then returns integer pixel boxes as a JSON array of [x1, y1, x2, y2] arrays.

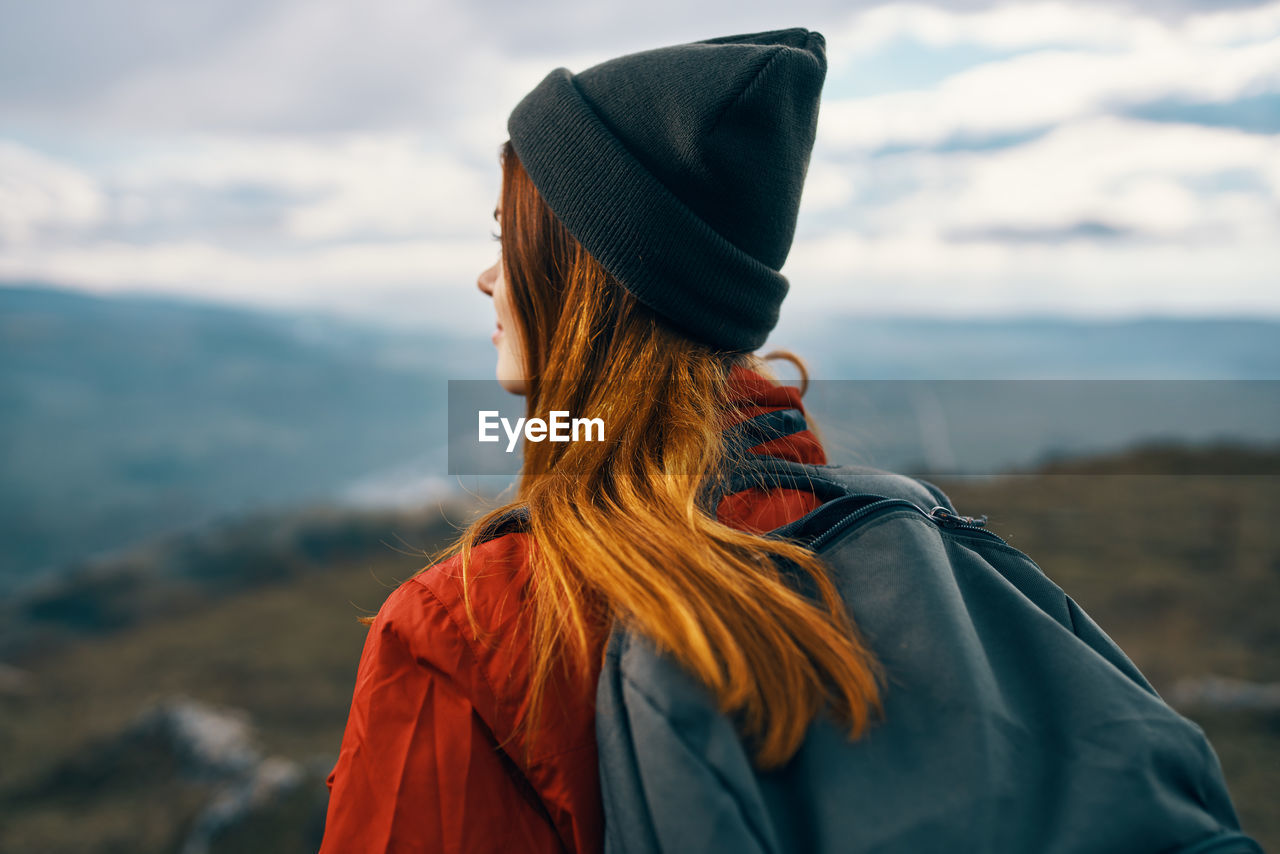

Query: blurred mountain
[[774, 313, 1280, 380], [0, 284, 494, 590], [3, 283, 1278, 592]]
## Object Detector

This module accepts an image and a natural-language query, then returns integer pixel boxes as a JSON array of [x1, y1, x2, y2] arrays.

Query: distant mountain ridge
[[773, 312, 1280, 380], [0, 284, 489, 589], [3, 283, 1279, 589]]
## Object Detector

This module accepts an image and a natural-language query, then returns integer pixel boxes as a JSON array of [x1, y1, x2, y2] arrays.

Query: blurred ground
[[0, 447, 1276, 852]]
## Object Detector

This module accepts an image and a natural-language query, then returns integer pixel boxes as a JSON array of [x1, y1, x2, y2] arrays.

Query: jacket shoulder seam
[[388, 573, 506, 728]]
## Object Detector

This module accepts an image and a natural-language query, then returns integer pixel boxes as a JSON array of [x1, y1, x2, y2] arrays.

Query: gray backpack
[[595, 453, 1261, 854]]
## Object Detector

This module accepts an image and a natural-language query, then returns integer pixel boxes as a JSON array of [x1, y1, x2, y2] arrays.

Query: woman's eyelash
[[490, 230, 501, 241]]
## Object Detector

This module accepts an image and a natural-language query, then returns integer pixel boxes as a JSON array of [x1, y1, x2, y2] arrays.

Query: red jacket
[[321, 368, 827, 853]]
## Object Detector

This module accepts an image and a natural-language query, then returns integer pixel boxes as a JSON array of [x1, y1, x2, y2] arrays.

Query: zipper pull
[[929, 506, 989, 528]]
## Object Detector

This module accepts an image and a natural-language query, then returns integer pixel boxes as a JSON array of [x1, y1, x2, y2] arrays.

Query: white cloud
[[829, 1, 1167, 59], [784, 114, 1280, 316], [0, 236, 488, 296], [784, 228, 1280, 317], [87, 0, 473, 133], [6, 114, 1278, 321], [78, 133, 500, 244], [0, 230, 497, 330], [1182, 1, 1280, 46], [71, 0, 611, 136], [4, 0, 1279, 323], [0, 141, 105, 243], [845, 116, 1280, 238], [820, 34, 1280, 151], [830, 0, 1280, 60], [799, 158, 858, 213]]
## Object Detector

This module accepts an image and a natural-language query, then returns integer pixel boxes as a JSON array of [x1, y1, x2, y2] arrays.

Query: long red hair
[[424, 141, 883, 769]]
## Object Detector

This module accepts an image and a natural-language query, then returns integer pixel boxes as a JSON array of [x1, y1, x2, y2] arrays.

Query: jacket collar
[[722, 364, 827, 466]]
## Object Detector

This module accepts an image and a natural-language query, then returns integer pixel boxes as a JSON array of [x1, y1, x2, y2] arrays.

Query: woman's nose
[[477, 263, 495, 296]]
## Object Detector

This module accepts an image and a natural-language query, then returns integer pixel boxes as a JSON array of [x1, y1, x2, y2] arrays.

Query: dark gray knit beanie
[[507, 28, 827, 352]]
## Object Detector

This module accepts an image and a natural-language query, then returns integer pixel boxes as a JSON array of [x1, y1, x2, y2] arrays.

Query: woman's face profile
[[477, 203, 527, 395]]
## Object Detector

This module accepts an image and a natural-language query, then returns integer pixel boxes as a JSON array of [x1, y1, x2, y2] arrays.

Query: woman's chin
[[497, 371, 528, 396]]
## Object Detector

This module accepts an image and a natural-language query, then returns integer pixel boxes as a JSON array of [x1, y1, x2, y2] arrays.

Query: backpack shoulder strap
[[596, 627, 777, 854], [703, 453, 956, 520]]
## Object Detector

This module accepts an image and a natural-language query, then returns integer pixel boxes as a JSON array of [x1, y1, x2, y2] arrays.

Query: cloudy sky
[[1, 0, 1278, 333]]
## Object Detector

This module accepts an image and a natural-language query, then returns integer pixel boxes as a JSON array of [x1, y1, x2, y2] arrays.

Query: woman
[[319, 28, 882, 853]]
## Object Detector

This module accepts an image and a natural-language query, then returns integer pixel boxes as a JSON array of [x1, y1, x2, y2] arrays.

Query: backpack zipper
[[929, 506, 1010, 546], [808, 498, 918, 550], [929, 506, 988, 529], [806, 497, 1010, 550]]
